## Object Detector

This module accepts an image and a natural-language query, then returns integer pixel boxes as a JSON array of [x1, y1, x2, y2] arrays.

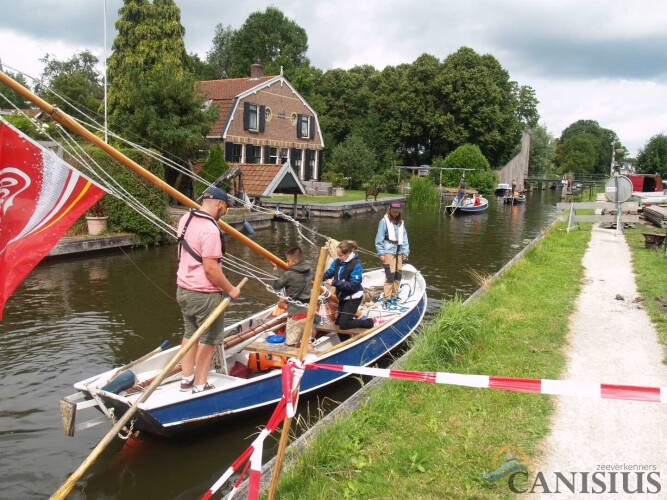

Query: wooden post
[[267, 246, 329, 500], [0, 71, 289, 270], [51, 278, 248, 499], [293, 193, 298, 218]]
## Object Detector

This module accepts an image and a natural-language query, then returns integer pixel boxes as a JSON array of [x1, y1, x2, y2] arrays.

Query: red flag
[[0, 120, 106, 318]]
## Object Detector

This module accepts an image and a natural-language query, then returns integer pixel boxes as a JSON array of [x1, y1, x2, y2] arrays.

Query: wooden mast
[[0, 70, 289, 270]]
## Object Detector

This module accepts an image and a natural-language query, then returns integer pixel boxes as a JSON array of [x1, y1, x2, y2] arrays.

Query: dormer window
[[296, 114, 314, 139], [248, 104, 258, 131], [243, 102, 265, 132]]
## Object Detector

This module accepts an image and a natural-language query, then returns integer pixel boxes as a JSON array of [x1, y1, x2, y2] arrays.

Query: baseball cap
[[390, 202, 402, 209], [202, 187, 229, 202]]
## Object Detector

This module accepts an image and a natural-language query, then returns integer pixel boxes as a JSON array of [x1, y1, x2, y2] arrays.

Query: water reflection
[[0, 190, 559, 498]]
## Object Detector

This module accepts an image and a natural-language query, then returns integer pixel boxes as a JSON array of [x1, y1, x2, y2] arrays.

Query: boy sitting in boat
[[271, 247, 313, 348]]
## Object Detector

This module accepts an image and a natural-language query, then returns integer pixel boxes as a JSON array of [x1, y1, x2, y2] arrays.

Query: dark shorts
[[176, 287, 226, 345]]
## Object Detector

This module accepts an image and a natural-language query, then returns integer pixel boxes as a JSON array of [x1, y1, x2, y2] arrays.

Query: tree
[[434, 144, 496, 192], [189, 52, 218, 81], [439, 47, 522, 167], [557, 135, 597, 175], [558, 120, 617, 175], [108, 0, 215, 190], [206, 23, 235, 78], [515, 84, 540, 130], [636, 134, 667, 177], [0, 70, 31, 109], [37, 51, 103, 120], [195, 145, 229, 196], [328, 135, 376, 189], [526, 124, 555, 173], [227, 7, 309, 77]]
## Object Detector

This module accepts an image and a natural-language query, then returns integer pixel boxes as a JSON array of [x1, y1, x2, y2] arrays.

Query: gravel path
[[535, 225, 667, 498]]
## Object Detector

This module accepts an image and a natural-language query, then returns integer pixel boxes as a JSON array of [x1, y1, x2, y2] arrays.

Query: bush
[[328, 135, 376, 189], [432, 144, 496, 192], [72, 145, 171, 245], [322, 171, 346, 188], [195, 145, 229, 196]]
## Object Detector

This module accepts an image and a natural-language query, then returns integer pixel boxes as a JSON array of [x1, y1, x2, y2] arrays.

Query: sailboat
[[0, 71, 427, 438]]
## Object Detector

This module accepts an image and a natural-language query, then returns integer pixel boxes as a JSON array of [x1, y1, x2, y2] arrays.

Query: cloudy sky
[[1, 0, 666, 156]]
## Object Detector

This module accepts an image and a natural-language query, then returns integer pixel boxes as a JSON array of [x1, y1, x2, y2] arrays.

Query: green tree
[[0, 70, 31, 109], [195, 145, 229, 196], [206, 23, 235, 78], [434, 144, 496, 192], [515, 84, 540, 130], [439, 47, 521, 166], [525, 124, 556, 173], [227, 7, 309, 77], [37, 51, 103, 120], [558, 120, 617, 175], [108, 0, 215, 190], [557, 135, 597, 175], [189, 52, 218, 80], [636, 134, 667, 177], [328, 135, 376, 189]]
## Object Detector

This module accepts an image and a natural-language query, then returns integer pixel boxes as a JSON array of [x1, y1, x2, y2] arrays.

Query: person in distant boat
[[512, 179, 517, 195], [271, 246, 313, 349], [474, 194, 481, 206], [323, 240, 375, 330], [176, 187, 240, 394], [457, 177, 467, 203], [375, 203, 410, 305]]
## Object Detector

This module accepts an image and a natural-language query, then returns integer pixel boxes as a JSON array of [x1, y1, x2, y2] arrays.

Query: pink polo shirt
[[176, 213, 223, 292]]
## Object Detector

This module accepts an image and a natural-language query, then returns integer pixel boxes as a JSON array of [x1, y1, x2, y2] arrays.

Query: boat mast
[[0, 70, 289, 269]]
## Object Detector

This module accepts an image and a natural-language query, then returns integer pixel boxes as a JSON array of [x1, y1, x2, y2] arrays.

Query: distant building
[[196, 61, 324, 182]]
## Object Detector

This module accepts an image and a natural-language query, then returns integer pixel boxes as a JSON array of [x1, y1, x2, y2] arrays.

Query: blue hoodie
[[323, 252, 364, 300]]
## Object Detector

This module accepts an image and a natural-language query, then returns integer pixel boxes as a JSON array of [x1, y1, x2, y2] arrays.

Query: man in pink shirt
[[176, 187, 240, 393]]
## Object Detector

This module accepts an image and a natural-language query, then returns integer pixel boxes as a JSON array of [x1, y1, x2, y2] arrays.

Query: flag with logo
[[0, 119, 106, 319]]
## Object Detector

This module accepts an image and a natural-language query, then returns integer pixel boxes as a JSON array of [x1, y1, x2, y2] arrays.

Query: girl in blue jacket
[[323, 240, 375, 330]]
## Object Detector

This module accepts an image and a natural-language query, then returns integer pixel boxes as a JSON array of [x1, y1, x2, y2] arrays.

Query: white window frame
[[269, 147, 278, 164], [281, 148, 289, 165], [232, 144, 243, 163], [299, 115, 310, 139], [248, 104, 259, 131]]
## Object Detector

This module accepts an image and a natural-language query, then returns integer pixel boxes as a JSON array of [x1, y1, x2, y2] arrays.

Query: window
[[293, 149, 303, 173], [290, 113, 297, 125], [308, 150, 316, 179], [265, 107, 272, 122], [269, 147, 278, 164], [249, 145, 262, 164], [232, 144, 243, 163], [299, 115, 310, 139], [281, 148, 289, 165], [248, 104, 258, 131]]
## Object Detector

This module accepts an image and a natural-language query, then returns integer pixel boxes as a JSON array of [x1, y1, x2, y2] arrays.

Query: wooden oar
[[0, 71, 289, 271], [107, 340, 170, 383], [267, 247, 328, 500], [51, 278, 248, 500]]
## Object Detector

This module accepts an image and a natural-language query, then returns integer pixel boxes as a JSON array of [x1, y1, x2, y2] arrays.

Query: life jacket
[[332, 256, 360, 299], [178, 208, 225, 263], [247, 353, 287, 373]]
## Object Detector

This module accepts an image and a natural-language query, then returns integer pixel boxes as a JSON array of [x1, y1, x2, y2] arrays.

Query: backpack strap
[[178, 208, 225, 263]]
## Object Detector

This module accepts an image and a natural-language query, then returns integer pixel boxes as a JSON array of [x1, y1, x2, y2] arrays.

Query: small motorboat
[[503, 192, 526, 204], [494, 183, 511, 197], [446, 196, 488, 214]]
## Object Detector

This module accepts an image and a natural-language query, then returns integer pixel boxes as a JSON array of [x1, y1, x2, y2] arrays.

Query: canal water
[[0, 190, 559, 498]]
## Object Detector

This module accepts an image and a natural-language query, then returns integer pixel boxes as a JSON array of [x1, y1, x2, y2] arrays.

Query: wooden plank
[[244, 341, 300, 357], [556, 215, 640, 223], [556, 202, 638, 210], [316, 324, 366, 336]]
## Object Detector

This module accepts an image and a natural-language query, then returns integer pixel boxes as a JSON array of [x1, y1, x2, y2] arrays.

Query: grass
[[624, 225, 667, 352], [269, 190, 397, 204], [276, 222, 592, 498]]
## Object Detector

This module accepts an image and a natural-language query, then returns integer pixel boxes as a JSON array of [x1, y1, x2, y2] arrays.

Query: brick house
[[197, 62, 324, 182]]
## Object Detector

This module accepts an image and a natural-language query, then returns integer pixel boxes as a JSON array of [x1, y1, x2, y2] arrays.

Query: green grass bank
[[625, 226, 667, 350], [275, 222, 593, 498]]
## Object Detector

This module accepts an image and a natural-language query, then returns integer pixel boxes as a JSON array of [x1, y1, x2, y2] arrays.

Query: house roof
[[0, 108, 42, 118], [235, 163, 306, 197], [196, 76, 277, 137]]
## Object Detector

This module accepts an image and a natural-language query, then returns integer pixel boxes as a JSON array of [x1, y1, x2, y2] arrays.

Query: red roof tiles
[[196, 77, 277, 137]]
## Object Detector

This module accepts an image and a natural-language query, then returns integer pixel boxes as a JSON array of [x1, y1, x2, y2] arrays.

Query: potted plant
[[85, 197, 108, 236]]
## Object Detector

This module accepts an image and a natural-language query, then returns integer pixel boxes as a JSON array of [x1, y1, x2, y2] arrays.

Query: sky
[[1, 0, 666, 157]]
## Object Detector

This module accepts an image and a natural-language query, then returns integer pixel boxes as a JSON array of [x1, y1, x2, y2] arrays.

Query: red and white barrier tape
[[311, 363, 667, 403], [204, 360, 667, 499]]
